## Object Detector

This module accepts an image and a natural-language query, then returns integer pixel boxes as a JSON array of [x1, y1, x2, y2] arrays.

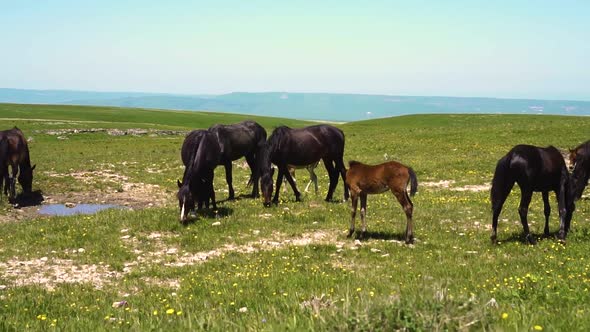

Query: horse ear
[[31, 164, 36, 171], [177, 180, 182, 188]]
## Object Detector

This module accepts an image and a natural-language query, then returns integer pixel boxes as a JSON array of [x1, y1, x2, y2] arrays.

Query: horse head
[[177, 180, 195, 222]]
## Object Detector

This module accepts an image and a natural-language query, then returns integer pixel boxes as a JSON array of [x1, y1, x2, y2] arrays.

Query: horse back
[[0, 127, 30, 166], [346, 160, 410, 194], [210, 121, 266, 161], [507, 144, 567, 190]]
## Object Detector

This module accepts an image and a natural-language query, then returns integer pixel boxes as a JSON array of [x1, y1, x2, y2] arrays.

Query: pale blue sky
[[1, 0, 589, 100]]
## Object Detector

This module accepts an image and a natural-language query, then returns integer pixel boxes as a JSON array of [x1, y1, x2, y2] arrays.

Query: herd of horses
[[1, 122, 589, 245]]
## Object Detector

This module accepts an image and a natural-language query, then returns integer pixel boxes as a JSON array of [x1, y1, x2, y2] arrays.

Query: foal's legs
[[518, 187, 535, 244], [359, 193, 368, 239], [245, 154, 259, 198], [223, 161, 235, 200], [393, 189, 415, 244], [542, 191, 551, 237], [347, 192, 359, 238], [305, 165, 318, 194], [281, 164, 301, 201]]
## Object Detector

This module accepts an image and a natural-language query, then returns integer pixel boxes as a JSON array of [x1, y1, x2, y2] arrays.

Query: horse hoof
[[526, 235, 537, 245]]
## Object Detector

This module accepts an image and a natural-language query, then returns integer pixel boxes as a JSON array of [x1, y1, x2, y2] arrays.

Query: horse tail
[[490, 154, 512, 204], [0, 137, 8, 196], [407, 167, 418, 197]]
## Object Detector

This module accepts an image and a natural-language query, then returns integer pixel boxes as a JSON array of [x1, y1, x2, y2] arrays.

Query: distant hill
[[1, 88, 589, 121]]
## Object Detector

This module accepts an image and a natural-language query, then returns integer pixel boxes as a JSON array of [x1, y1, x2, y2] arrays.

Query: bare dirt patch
[[0, 230, 343, 290], [0, 257, 122, 291], [422, 180, 490, 192], [0, 169, 172, 223]]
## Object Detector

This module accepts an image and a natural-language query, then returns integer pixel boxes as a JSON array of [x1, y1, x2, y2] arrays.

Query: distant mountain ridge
[[1, 88, 589, 121]]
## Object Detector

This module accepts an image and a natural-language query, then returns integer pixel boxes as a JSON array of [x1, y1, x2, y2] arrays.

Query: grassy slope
[[0, 104, 589, 331]]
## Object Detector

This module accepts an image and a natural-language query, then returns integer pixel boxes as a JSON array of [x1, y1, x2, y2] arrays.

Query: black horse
[[490, 144, 575, 244], [259, 124, 349, 207], [177, 130, 221, 222], [208, 120, 267, 200], [0, 127, 35, 202], [569, 140, 590, 200]]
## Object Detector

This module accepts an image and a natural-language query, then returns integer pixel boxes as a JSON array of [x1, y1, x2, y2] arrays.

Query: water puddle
[[38, 204, 123, 216]]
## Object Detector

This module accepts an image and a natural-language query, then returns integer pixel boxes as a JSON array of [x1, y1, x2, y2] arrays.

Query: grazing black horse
[[179, 130, 214, 210], [259, 124, 349, 206], [0, 127, 35, 202], [177, 131, 221, 222], [208, 121, 267, 199], [490, 144, 575, 244], [569, 140, 590, 200]]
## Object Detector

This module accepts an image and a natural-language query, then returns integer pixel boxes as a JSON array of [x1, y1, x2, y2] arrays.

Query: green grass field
[[0, 103, 589, 331]]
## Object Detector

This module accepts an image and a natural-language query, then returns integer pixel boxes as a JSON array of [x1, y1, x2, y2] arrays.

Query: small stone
[[120, 229, 129, 233], [239, 307, 248, 313], [381, 253, 390, 257], [112, 300, 128, 308], [166, 248, 178, 255], [0, 285, 7, 290], [40, 257, 48, 262], [370, 248, 382, 253], [77, 248, 85, 253], [354, 240, 362, 246], [65, 202, 76, 208], [120, 235, 131, 239], [212, 221, 221, 226], [252, 230, 260, 235]]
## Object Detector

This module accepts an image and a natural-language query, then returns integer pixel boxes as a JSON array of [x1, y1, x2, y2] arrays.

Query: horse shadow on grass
[[217, 193, 258, 204], [181, 206, 233, 226], [13, 190, 44, 208], [353, 230, 408, 242], [493, 231, 562, 245]]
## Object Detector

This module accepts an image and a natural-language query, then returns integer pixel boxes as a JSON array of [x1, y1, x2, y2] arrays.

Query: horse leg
[[518, 188, 535, 244], [223, 162, 235, 200], [347, 191, 358, 238], [359, 193, 368, 239], [323, 158, 338, 202], [394, 189, 415, 244], [209, 180, 217, 211], [335, 158, 349, 201], [542, 191, 551, 237], [281, 165, 301, 201], [490, 178, 514, 244], [245, 154, 259, 198], [272, 167, 285, 204], [8, 162, 17, 202]]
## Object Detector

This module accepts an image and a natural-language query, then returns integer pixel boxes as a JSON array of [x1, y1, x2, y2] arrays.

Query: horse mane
[[0, 136, 8, 166], [267, 126, 291, 156]]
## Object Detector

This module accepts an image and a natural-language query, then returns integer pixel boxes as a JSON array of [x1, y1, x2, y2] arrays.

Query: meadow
[[0, 103, 589, 331]]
